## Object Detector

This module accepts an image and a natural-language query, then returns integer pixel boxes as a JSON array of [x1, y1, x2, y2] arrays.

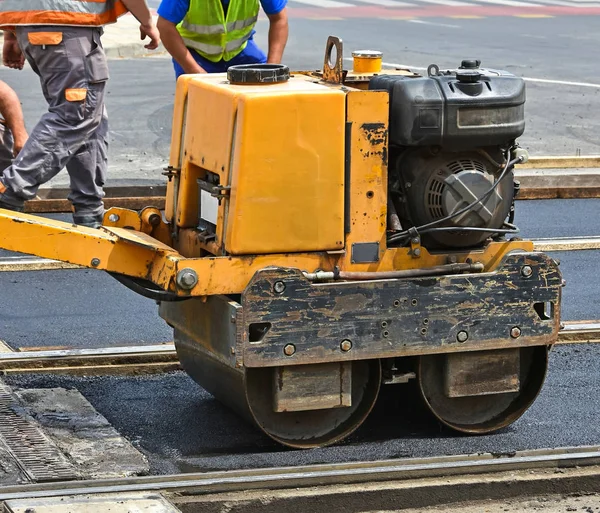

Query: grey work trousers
[[0, 25, 109, 226]]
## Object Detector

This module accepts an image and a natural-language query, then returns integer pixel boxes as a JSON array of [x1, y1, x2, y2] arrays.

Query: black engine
[[369, 59, 527, 250]]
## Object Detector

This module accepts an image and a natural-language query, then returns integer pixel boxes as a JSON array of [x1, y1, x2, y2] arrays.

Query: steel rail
[[518, 155, 600, 169], [0, 344, 179, 375], [0, 321, 597, 375], [0, 236, 599, 274], [0, 445, 599, 501]]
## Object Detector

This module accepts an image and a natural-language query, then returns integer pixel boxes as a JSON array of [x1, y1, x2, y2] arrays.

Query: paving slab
[[5, 493, 181, 513]]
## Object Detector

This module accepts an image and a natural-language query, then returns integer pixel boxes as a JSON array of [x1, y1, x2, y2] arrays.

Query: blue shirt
[[157, 0, 286, 76]]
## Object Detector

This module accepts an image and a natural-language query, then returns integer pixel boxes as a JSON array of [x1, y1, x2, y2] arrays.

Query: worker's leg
[[0, 26, 108, 220], [0, 123, 15, 176], [65, 107, 108, 228]]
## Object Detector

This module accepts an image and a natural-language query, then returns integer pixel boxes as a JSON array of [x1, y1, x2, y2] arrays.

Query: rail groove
[[0, 445, 599, 502], [0, 322, 595, 375]]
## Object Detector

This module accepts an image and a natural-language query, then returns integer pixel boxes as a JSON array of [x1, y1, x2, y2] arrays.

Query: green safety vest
[[177, 0, 260, 63]]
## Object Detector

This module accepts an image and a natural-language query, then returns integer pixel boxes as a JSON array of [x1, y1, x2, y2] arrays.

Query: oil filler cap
[[227, 63, 290, 84], [459, 59, 481, 69]]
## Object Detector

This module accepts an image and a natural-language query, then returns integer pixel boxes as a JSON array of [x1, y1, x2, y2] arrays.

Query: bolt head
[[177, 268, 198, 290], [91, 258, 100, 267], [521, 265, 533, 278], [340, 339, 352, 352], [274, 281, 286, 294], [413, 248, 421, 257], [510, 327, 521, 338], [411, 238, 419, 245], [457, 330, 468, 343], [148, 213, 161, 226], [284, 344, 296, 356], [108, 213, 119, 223]]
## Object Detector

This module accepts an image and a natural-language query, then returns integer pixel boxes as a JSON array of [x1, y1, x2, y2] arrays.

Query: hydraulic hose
[[303, 261, 485, 282]]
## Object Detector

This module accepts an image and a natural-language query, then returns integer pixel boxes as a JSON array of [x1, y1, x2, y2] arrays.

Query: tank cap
[[227, 63, 290, 84], [351, 50, 382, 58], [456, 69, 482, 83], [459, 59, 481, 70]]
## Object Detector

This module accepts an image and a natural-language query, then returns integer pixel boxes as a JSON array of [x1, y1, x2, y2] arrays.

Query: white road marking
[[407, 18, 461, 25], [364, 60, 600, 89], [416, 0, 475, 5], [534, 0, 600, 5], [352, 0, 418, 6], [465, 0, 546, 6], [344, 58, 600, 88], [289, 0, 355, 7]]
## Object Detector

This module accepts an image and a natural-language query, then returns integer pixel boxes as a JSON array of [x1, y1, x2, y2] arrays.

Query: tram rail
[[2, 446, 600, 511], [0, 321, 595, 376]]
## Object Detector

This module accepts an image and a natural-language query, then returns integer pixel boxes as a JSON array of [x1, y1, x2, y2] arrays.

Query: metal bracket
[[162, 165, 180, 181], [198, 178, 231, 199], [409, 233, 422, 258], [322, 36, 346, 84]]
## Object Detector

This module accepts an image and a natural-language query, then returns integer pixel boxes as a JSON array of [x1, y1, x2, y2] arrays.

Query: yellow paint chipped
[[514, 13, 554, 17], [450, 15, 484, 18]]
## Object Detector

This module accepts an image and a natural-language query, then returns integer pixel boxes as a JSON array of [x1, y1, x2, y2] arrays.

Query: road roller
[[0, 36, 563, 448]]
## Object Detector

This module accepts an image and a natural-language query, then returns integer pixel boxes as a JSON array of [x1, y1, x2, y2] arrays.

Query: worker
[[156, 0, 289, 79], [0, 81, 27, 174], [0, 1, 161, 228]]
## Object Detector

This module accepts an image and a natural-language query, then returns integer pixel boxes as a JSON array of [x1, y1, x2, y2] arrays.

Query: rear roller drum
[[175, 332, 381, 448], [417, 346, 549, 434]]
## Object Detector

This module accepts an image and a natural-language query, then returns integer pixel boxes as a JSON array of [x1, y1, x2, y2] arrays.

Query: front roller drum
[[418, 345, 549, 433], [175, 332, 381, 448]]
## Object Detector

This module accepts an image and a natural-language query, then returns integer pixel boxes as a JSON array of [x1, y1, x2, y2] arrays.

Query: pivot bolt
[[511, 327, 521, 339], [457, 330, 468, 343], [148, 213, 161, 226], [176, 268, 198, 290], [340, 339, 352, 352], [413, 248, 421, 257], [284, 344, 296, 356], [274, 281, 286, 294], [91, 258, 100, 267], [521, 265, 533, 278], [108, 213, 119, 223]]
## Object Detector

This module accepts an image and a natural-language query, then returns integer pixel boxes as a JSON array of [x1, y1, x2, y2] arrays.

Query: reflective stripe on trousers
[[181, 31, 253, 56], [1, 26, 109, 221], [180, 15, 258, 35]]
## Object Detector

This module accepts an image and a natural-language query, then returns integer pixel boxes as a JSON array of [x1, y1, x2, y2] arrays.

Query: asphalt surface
[[0, 16, 598, 189], [0, 15, 599, 475], [5, 340, 600, 474]]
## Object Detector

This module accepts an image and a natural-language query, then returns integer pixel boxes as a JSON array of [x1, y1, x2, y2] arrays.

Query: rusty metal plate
[[241, 252, 562, 367], [444, 349, 521, 398], [273, 362, 352, 412]]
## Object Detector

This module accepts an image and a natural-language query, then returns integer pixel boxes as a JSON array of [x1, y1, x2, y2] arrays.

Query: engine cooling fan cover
[[398, 151, 514, 249]]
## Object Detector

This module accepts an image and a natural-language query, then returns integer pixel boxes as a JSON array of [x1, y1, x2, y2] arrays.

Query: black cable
[[108, 272, 190, 302]]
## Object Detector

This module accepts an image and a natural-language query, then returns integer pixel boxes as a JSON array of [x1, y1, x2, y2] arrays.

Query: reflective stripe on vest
[[181, 31, 253, 56], [0, 0, 128, 27], [181, 15, 258, 35]]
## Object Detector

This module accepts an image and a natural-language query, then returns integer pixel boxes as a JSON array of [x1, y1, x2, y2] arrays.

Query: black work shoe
[[0, 199, 24, 212], [73, 213, 104, 229]]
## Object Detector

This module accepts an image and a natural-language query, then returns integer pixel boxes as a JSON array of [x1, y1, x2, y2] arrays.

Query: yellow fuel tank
[[167, 71, 346, 256]]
